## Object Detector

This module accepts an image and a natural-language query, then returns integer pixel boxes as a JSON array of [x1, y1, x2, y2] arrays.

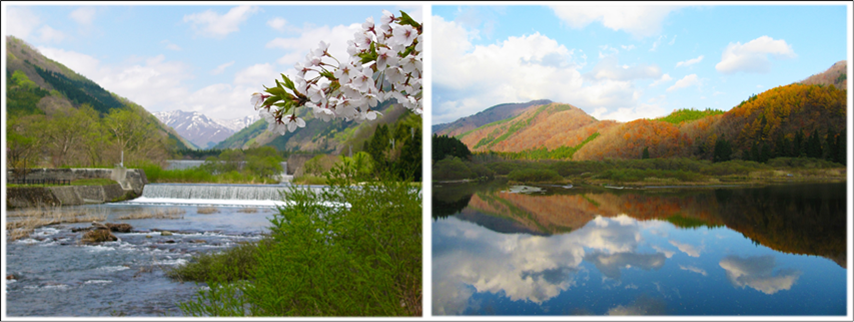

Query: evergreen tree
[[642, 147, 650, 159], [713, 137, 732, 163], [807, 129, 823, 159], [794, 130, 806, 157], [760, 142, 772, 163], [825, 128, 837, 162], [750, 143, 760, 162]]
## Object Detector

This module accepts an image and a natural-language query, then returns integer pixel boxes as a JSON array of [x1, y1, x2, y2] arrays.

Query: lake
[[432, 180, 847, 316]]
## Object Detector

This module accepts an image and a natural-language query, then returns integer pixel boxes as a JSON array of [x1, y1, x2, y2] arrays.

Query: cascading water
[[142, 183, 290, 200], [123, 183, 324, 207]]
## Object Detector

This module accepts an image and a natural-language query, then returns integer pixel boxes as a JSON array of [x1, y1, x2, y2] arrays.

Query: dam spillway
[[121, 183, 324, 207]]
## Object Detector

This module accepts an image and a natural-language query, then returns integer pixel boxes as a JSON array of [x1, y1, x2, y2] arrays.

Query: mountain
[[432, 99, 552, 136], [5, 35, 195, 162], [153, 110, 239, 148], [437, 62, 847, 162], [214, 114, 259, 132], [800, 60, 847, 89], [214, 98, 413, 155]]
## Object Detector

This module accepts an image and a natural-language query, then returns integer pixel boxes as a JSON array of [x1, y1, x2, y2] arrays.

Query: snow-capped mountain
[[214, 114, 260, 132], [153, 110, 244, 149]]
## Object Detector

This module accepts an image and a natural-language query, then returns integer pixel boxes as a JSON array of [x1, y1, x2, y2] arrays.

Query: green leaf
[[398, 11, 420, 29], [265, 86, 287, 97], [281, 74, 295, 90]]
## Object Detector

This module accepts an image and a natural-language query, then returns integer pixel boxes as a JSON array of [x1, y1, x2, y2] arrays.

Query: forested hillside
[[432, 99, 552, 136], [800, 60, 846, 89], [437, 62, 847, 165], [5, 35, 194, 170]]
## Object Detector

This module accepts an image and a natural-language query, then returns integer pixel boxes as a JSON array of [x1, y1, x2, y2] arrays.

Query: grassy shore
[[435, 156, 845, 187]]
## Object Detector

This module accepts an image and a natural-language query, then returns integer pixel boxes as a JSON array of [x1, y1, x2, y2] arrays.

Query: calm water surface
[[432, 181, 847, 315]]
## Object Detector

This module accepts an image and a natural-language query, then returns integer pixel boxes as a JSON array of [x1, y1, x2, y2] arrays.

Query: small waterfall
[[141, 184, 292, 201]]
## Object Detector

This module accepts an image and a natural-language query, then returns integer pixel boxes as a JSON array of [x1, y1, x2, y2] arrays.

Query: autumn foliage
[[439, 72, 847, 165]]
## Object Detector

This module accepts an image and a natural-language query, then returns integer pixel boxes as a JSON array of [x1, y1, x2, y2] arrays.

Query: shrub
[[507, 168, 563, 183], [177, 165, 422, 316], [433, 157, 474, 181]]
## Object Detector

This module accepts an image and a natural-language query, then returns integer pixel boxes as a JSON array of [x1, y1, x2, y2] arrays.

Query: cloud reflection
[[433, 215, 664, 314], [719, 255, 801, 294]]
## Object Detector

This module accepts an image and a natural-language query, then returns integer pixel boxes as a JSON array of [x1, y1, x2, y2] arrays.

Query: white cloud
[[621, 44, 635, 51], [37, 25, 65, 43], [679, 265, 707, 276], [666, 74, 700, 92], [649, 35, 665, 52], [676, 55, 703, 68], [183, 5, 259, 38], [70, 7, 96, 25], [715, 36, 796, 74], [591, 103, 667, 123], [668, 35, 677, 45], [433, 15, 649, 124], [649, 74, 673, 87], [210, 61, 235, 75], [550, 6, 679, 38], [233, 63, 279, 86], [35, 46, 241, 120], [265, 23, 362, 69], [267, 17, 288, 32], [161, 40, 182, 51], [587, 56, 661, 81], [6, 7, 41, 39]]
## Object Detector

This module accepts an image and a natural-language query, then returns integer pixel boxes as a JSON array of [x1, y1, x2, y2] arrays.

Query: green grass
[[134, 162, 279, 184], [175, 169, 422, 316]]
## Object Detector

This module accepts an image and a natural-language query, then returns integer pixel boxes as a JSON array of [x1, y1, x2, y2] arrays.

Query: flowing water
[[432, 181, 847, 316], [4, 183, 304, 317]]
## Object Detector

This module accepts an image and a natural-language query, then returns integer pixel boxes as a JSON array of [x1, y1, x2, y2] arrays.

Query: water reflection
[[432, 182, 847, 315]]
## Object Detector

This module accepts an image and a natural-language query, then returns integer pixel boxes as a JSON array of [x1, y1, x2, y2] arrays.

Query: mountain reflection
[[432, 182, 846, 315], [433, 182, 846, 265]]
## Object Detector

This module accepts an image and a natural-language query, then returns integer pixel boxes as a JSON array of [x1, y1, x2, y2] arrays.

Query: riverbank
[[434, 156, 846, 188]]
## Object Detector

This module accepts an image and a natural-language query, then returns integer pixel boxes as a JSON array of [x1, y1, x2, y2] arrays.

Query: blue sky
[[3, 4, 421, 120], [432, 5, 850, 124]]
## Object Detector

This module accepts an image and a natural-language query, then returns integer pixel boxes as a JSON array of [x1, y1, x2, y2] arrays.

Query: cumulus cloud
[[70, 7, 96, 25], [679, 265, 708, 276], [210, 61, 235, 75], [649, 74, 673, 87], [607, 295, 666, 315], [266, 23, 362, 69], [433, 15, 657, 124], [37, 25, 66, 43], [183, 5, 259, 38], [676, 55, 703, 68], [715, 36, 796, 74], [267, 17, 288, 32], [233, 63, 280, 86], [549, 6, 679, 38], [586, 56, 661, 81], [669, 240, 702, 257], [161, 40, 182, 51], [666, 74, 700, 92], [6, 7, 41, 39]]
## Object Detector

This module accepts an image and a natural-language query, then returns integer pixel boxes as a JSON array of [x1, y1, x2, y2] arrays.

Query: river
[[3, 183, 310, 317], [432, 180, 847, 316]]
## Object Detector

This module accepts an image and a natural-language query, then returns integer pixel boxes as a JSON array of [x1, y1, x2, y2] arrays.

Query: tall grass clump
[[177, 162, 422, 316]]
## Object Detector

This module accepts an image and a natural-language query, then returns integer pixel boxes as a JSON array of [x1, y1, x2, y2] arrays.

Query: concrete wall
[[7, 168, 147, 194], [6, 184, 131, 208]]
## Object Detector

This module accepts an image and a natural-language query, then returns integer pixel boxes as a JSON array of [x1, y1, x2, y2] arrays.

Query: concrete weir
[[5, 168, 148, 208]]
